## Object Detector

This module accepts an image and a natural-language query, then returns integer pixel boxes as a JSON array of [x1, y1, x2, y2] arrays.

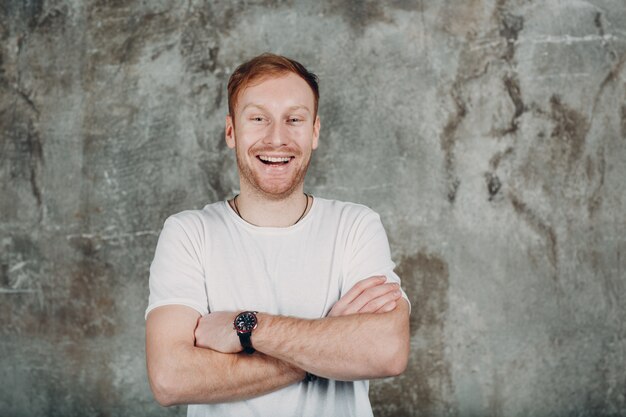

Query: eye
[[250, 116, 266, 122], [287, 117, 303, 124]]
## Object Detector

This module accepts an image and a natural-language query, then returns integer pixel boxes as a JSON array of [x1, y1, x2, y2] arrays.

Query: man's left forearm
[[194, 277, 410, 381], [253, 299, 410, 381]]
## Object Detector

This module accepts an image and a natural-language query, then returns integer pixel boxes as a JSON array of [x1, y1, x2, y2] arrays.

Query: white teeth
[[259, 156, 291, 163]]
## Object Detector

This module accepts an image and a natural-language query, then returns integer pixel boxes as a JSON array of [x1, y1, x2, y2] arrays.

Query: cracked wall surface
[[1, 1, 625, 416]]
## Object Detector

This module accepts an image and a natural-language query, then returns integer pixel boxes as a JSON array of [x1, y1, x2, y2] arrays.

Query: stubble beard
[[235, 146, 312, 201]]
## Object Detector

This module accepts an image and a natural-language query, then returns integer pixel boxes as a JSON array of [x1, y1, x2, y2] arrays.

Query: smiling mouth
[[257, 155, 294, 165]]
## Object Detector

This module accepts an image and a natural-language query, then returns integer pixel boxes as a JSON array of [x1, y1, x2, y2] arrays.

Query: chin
[[253, 182, 303, 200], [237, 155, 311, 200]]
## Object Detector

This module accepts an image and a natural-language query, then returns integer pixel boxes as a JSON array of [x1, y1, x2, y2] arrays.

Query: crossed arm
[[146, 276, 410, 406]]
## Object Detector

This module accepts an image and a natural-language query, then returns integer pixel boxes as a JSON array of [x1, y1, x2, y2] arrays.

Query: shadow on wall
[[370, 251, 454, 417]]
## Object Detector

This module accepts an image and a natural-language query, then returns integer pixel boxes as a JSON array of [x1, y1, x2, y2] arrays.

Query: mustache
[[249, 145, 302, 155]]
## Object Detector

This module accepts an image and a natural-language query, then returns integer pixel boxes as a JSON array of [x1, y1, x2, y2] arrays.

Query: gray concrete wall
[[1, 0, 625, 416]]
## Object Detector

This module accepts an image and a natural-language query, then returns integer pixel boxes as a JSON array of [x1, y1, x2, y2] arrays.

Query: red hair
[[227, 53, 319, 119]]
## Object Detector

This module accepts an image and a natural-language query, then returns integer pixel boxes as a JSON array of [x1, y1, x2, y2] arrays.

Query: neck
[[232, 186, 311, 227]]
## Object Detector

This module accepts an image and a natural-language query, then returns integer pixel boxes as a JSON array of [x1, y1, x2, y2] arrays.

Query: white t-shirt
[[146, 197, 408, 417]]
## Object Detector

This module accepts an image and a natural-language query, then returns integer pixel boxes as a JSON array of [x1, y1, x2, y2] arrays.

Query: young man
[[145, 53, 410, 417]]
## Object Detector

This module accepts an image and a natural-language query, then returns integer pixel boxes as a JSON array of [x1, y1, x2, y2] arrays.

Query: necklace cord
[[232, 193, 311, 226]]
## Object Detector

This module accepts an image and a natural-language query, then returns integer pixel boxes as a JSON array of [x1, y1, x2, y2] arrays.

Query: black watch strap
[[238, 332, 255, 354]]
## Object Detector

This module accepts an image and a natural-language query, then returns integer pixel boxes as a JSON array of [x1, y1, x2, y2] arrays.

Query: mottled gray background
[[1, 0, 625, 416]]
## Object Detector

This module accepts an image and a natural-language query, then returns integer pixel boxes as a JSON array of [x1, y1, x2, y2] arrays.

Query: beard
[[235, 143, 312, 201]]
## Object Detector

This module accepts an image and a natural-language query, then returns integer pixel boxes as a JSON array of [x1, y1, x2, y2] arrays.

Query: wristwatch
[[233, 311, 258, 354]]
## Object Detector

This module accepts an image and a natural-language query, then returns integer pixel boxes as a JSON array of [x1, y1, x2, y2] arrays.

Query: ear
[[225, 115, 235, 149], [312, 115, 320, 150]]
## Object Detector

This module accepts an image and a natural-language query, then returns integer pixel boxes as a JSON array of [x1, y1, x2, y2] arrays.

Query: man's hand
[[195, 311, 242, 353], [328, 275, 402, 317]]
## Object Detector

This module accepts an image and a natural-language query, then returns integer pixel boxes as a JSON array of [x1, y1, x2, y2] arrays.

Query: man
[[145, 53, 410, 417]]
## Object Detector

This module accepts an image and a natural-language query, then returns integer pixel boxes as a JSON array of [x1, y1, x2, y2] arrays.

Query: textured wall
[[1, 0, 625, 416]]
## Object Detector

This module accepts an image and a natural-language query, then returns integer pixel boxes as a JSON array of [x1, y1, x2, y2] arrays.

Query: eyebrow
[[241, 103, 312, 114]]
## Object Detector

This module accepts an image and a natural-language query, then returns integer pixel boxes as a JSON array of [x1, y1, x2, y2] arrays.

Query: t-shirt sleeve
[[342, 209, 411, 311], [145, 215, 209, 319]]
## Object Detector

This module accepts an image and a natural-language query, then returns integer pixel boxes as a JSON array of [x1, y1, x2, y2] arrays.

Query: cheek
[[288, 126, 307, 139], [240, 125, 270, 141], [294, 129, 315, 147], [235, 127, 260, 146]]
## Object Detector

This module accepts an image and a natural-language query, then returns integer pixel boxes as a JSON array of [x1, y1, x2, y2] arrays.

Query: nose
[[263, 121, 288, 146]]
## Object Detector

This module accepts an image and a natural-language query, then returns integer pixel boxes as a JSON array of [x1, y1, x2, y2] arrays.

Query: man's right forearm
[[146, 306, 304, 406]]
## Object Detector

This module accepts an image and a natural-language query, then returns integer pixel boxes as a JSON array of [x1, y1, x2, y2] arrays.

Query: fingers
[[358, 287, 402, 313], [328, 276, 386, 317], [328, 276, 404, 317], [374, 300, 397, 313], [347, 282, 400, 313], [337, 276, 387, 305]]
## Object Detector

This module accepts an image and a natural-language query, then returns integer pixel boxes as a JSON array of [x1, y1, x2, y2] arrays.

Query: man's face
[[225, 73, 320, 200]]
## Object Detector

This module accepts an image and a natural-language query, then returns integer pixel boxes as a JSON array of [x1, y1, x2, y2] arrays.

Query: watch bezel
[[233, 311, 258, 335]]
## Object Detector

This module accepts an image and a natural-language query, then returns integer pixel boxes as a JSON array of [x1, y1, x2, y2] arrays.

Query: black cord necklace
[[232, 193, 311, 226]]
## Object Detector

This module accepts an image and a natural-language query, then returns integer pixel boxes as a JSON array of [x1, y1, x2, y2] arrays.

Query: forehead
[[236, 73, 315, 113]]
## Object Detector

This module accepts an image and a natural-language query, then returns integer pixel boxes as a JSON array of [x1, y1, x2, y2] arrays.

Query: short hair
[[227, 53, 319, 119]]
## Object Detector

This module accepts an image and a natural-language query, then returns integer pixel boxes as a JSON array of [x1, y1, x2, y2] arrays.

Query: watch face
[[234, 312, 257, 334]]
